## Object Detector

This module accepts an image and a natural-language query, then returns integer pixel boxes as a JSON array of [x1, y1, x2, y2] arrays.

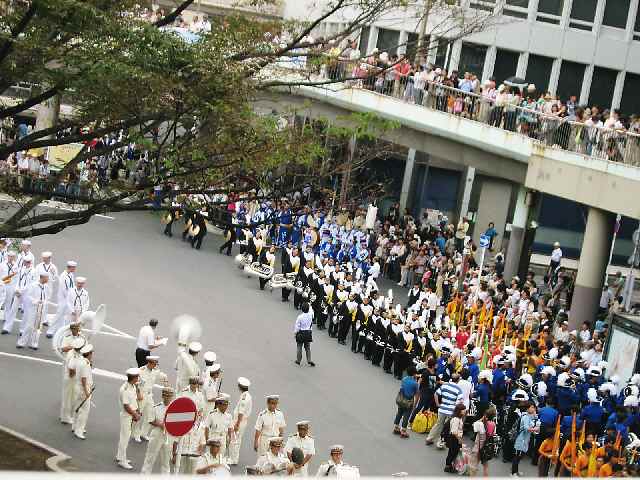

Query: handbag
[[395, 390, 413, 410], [411, 412, 429, 433]]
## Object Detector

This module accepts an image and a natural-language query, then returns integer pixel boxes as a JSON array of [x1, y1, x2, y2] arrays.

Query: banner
[[47, 143, 84, 170]]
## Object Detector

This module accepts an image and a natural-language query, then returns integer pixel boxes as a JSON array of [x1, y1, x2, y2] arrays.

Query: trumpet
[[34, 300, 45, 333], [2, 272, 16, 284]]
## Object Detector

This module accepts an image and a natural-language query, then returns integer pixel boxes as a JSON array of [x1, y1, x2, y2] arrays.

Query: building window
[[602, 0, 630, 29], [493, 49, 520, 86], [589, 66, 618, 110], [635, 6, 640, 40], [405, 32, 421, 61], [503, 0, 529, 18], [621, 73, 640, 116], [526, 54, 554, 94], [556, 61, 585, 102], [458, 42, 488, 78], [536, 0, 563, 24], [435, 38, 450, 69], [376, 28, 400, 56], [470, 0, 495, 13], [569, 0, 597, 30]]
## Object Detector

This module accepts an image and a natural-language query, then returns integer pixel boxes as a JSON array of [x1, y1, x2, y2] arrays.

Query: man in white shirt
[[136, 318, 162, 367], [549, 242, 562, 277], [285, 421, 315, 476], [457, 369, 474, 410], [228, 377, 252, 465]]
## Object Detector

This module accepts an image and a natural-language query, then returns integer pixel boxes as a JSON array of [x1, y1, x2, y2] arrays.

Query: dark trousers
[[219, 239, 233, 255], [372, 343, 384, 366], [337, 318, 350, 342], [394, 405, 412, 429], [294, 291, 302, 310], [350, 324, 358, 352], [281, 287, 291, 301], [383, 348, 394, 372], [512, 450, 524, 475], [409, 393, 432, 423], [392, 351, 404, 378], [191, 233, 205, 250], [259, 277, 269, 290], [446, 439, 462, 467], [164, 220, 174, 236], [296, 341, 312, 363], [135, 348, 150, 367], [356, 331, 367, 353]]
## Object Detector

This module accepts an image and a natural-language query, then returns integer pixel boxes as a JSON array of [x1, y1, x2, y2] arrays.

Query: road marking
[[0, 424, 71, 472], [84, 328, 135, 340], [0, 351, 126, 381], [102, 323, 135, 339]]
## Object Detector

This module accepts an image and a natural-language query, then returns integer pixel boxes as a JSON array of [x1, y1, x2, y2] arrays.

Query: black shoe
[[308, 362, 316, 367], [1, 330, 9, 335], [16, 345, 23, 349], [46, 334, 53, 339], [281, 298, 288, 302], [294, 360, 301, 365]]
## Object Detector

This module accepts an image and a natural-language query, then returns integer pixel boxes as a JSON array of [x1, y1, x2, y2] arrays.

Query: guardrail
[[322, 58, 640, 167]]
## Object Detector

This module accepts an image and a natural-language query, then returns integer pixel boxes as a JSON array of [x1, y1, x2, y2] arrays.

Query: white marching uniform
[[35, 261, 58, 315], [285, 434, 315, 476], [133, 365, 168, 440], [254, 409, 286, 458], [203, 376, 222, 416], [16, 281, 50, 349], [256, 450, 290, 473], [72, 356, 93, 437], [116, 382, 139, 465], [17, 250, 35, 270], [175, 349, 200, 392], [141, 402, 174, 474], [227, 391, 252, 465], [203, 409, 233, 455], [177, 388, 205, 474], [60, 339, 83, 423], [4, 266, 34, 334], [66, 286, 90, 321], [47, 270, 74, 336], [316, 460, 346, 477], [0, 260, 18, 326], [196, 451, 230, 475]]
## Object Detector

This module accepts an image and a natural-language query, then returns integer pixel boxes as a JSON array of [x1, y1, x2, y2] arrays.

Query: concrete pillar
[[504, 186, 529, 280], [548, 58, 562, 96], [482, 46, 497, 84], [398, 30, 408, 56], [399, 149, 416, 212], [367, 26, 379, 55], [570, 207, 614, 329], [625, 0, 640, 42], [612, 71, 626, 110], [34, 93, 60, 138], [516, 52, 529, 78], [457, 166, 475, 222], [580, 65, 594, 106], [448, 40, 462, 72], [426, 36, 438, 65], [473, 178, 511, 251]]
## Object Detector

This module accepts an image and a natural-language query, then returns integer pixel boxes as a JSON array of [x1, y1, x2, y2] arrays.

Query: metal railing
[[321, 58, 640, 167]]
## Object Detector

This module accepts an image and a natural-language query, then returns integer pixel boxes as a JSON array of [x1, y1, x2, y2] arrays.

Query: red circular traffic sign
[[164, 397, 197, 437]]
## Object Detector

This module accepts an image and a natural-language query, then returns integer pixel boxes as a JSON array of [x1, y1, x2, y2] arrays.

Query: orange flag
[[578, 421, 586, 450], [551, 416, 561, 464], [570, 414, 577, 473], [614, 431, 622, 453], [587, 444, 598, 477]]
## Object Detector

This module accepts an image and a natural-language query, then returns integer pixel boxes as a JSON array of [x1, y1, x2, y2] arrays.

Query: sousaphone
[[171, 314, 202, 347]]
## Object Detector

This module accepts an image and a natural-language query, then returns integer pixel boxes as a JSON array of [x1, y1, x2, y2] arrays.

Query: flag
[[578, 421, 586, 450], [614, 431, 622, 453], [587, 444, 598, 477], [570, 414, 577, 475], [479, 334, 490, 370], [551, 416, 561, 464]]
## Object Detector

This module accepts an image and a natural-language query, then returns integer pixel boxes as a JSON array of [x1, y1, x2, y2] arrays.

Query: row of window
[[471, 0, 637, 31]]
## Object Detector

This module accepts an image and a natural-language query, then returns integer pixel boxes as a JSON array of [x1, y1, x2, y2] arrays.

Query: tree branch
[[153, 0, 195, 28]]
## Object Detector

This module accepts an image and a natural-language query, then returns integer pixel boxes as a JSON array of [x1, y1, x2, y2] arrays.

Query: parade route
[[0, 212, 535, 475]]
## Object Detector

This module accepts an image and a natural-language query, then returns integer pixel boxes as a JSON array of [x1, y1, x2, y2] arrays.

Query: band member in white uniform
[[35, 251, 58, 322], [16, 271, 51, 349], [176, 341, 202, 392], [141, 387, 176, 474], [195, 438, 230, 475], [116, 368, 142, 469], [46, 260, 76, 338], [72, 343, 94, 440], [254, 394, 286, 459], [203, 393, 233, 456], [16, 239, 35, 269], [133, 356, 169, 442], [316, 445, 348, 477], [177, 376, 206, 474], [227, 377, 252, 465], [256, 437, 293, 475], [60, 330, 85, 424], [285, 421, 316, 476], [66, 276, 90, 322], [9, 257, 36, 336], [1, 251, 19, 334], [203, 364, 222, 416]]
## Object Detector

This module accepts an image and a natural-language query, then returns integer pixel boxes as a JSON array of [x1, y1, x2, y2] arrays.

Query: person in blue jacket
[[556, 373, 579, 416], [580, 388, 605, 435]]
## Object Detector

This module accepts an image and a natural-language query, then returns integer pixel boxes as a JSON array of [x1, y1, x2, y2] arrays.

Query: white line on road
[[0, 351, 126, 381], [101, 323, 135, 339]]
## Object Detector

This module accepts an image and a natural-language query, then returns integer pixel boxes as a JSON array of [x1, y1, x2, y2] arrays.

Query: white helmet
[[631, 373, 640, 386], [478, 369, 493, 383], [587, 388, 600, 403], [572, 368, 585, 382], [517, 373, 533, 390], [532, 381, 547, 399], [541, 366, 557, 377], [587, 366, 602, 378], [599, 383, 615, 395], [512, 389, 530, 402], [624, 395, 639, 408], [623, 384, 640, 398], [557, 372, 574, 388]]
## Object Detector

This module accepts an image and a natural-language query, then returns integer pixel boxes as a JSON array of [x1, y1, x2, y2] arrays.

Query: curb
[[0, 424, 71, 472]]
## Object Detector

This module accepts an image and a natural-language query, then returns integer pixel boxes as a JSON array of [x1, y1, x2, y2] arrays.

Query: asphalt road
[[0, 211, 536, 476]]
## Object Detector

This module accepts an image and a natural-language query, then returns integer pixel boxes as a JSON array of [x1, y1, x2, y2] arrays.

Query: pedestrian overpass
[[262, 82, 640, 328]]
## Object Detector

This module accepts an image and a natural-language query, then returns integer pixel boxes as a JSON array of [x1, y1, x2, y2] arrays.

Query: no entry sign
[[164, 397, 197, 437]]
